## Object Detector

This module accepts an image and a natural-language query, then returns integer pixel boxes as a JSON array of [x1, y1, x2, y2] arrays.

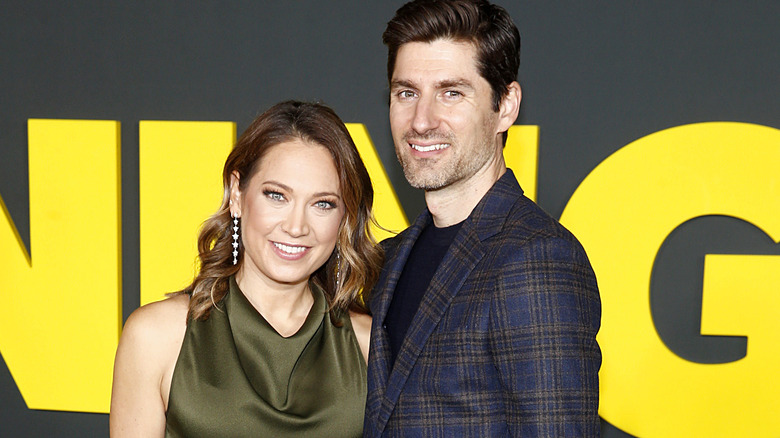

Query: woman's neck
[[235, 269, 315, 337]]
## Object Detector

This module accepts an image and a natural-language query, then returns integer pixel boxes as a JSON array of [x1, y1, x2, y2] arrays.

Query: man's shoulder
[[472, 169, 570, 243], [503, 195, 571, 238], [488, 195, 589, 260]]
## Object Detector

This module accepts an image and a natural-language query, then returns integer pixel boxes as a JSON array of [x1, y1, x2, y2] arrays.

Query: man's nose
[[410, 94, 439, 134]]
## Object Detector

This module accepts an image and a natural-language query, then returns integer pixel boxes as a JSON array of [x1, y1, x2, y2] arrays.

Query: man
[[364, 1, 601, 436]]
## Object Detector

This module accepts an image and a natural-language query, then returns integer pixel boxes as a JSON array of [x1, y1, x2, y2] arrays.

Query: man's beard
[[396, 130, 495, 191]]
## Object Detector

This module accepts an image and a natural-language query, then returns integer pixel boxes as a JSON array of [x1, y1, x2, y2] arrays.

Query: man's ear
[[496, 81, 522, 134], [228, 171, 242, 217]]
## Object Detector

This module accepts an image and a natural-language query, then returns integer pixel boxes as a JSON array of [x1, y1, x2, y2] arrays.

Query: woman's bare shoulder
[[115, 294, 190, 377], [124, 294, 190, 336]]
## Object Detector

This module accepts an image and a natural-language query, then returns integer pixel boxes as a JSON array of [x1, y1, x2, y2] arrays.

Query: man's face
[[389, 39, 503, 191]]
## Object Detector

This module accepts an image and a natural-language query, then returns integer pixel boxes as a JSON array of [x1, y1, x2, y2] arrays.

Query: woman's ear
[[229, 171, 242, 217]]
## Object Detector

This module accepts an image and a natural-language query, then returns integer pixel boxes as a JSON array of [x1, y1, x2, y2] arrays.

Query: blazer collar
[[467, 168, 524, 242]]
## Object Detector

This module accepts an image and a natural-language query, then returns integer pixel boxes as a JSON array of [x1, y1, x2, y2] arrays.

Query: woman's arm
[[109, 295, 188, 437], [350, 311, 372, 364]]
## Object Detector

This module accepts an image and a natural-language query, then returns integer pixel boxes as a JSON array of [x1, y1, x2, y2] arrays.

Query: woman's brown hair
[[181, 100, 383, 321]]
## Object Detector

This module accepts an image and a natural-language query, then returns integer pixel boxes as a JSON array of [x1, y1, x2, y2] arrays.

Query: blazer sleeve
[[489, 234, 602, 437]]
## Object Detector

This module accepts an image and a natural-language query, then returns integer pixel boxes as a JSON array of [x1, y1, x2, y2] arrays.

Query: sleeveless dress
[[165, 277, 367, 437]]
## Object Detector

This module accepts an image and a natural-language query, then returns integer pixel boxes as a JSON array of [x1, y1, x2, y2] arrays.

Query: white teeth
[[410, 143, 448, 152], [273, 242, 306, 254]]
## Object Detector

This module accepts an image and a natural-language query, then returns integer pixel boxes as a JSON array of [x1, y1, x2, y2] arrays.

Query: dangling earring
[[334, 247, 341, 290], [231, 214, 240, 265]]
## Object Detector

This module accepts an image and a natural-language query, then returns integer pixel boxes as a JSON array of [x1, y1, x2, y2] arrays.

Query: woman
[[110, 101, 383, 437]]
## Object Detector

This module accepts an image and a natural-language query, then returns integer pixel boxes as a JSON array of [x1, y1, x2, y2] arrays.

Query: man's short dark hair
[[383, 0, 521, 112]]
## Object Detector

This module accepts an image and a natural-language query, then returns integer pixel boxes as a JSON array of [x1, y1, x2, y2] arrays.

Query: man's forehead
[[392, 39, 480, 82], [396, 38, 477, 59]]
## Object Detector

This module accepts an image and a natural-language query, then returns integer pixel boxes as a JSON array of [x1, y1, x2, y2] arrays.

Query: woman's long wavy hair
[[181, 101, 383, 321]]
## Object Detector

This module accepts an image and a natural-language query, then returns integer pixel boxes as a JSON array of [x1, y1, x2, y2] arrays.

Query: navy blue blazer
[[364, 170, 601, 437]]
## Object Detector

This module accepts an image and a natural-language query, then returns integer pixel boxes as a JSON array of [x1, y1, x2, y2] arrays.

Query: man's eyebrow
[[389, 78, 475, 90], [390, 79, 417, 90], [436, 79, 474, 90]]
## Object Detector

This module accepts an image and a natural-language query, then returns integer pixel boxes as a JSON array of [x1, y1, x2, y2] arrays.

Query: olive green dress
[[165, 277, 367, 437]]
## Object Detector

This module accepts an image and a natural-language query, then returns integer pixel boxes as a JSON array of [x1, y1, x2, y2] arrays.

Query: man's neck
[[425, 157, 506, 228]]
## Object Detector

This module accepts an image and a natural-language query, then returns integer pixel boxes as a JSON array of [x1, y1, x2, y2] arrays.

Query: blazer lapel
[[378, 218, 486, 427], [366, 212, 430, 433]]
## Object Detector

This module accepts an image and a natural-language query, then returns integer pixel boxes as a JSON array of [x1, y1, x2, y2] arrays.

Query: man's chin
[[405, 173, 448, 191], [400, 159, 455, 190]]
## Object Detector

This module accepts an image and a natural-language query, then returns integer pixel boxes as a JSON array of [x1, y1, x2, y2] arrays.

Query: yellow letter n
[[0, 119, 121, 413]]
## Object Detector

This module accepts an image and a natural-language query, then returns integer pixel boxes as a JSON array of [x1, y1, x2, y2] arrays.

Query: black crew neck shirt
[[384, 221, 463, 365]]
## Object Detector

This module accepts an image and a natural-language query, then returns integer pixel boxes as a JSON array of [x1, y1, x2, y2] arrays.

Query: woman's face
[[230, 138, 344, 289]]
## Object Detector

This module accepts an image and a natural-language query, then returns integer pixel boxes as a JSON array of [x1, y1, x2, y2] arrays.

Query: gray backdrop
[[1, 1, 778, 436]]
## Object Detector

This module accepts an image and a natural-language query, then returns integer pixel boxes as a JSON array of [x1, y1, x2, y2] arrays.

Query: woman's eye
[[315, 200, 335, 210], [264, 191, 284, 201]]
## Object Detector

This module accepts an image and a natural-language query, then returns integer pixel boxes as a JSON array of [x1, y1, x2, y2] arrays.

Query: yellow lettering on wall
[[504, 125, 539, 202], [560, 122, 780, 437], [700, 254, 780, 412], [346, 124, 408, 241], [139, 121, 234, 305], [0, 119, 121, 413]]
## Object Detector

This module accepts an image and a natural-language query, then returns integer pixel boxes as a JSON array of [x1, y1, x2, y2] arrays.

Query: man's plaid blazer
[[363, 170, 602, 437]]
